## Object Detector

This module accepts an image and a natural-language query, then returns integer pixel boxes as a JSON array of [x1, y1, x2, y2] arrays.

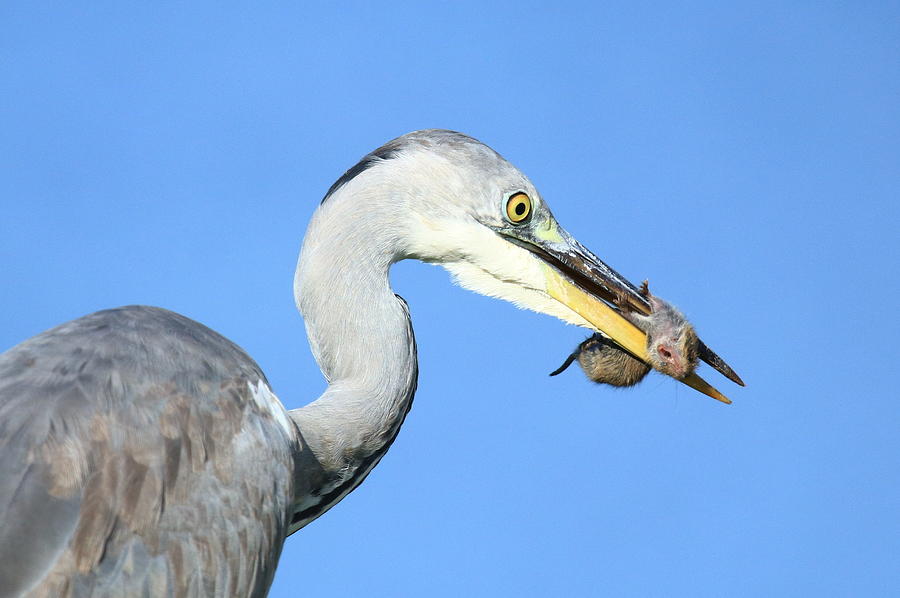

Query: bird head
[[306, 129, 738, 402]]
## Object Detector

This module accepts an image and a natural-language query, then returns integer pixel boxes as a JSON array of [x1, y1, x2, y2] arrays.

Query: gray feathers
[[320, 129, 490, 204], [321, 141, 401, 203], [0, 306, 295, 597], [0, 128, 728, 597]]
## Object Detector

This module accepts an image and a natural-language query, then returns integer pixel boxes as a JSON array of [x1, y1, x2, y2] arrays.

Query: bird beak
[[496, 217, 740, 404]]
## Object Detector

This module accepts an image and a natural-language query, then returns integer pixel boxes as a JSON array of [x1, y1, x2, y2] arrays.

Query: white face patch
[[248, 379, 295, 439]]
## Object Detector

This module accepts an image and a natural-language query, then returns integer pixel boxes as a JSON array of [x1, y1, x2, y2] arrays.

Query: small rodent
[[550, 281, 699, 386]]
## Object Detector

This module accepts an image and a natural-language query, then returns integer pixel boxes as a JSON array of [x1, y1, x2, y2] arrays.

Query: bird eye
[[505, 193, 532, 224]]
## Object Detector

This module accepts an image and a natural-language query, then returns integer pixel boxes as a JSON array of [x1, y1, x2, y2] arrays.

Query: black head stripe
[[321, 144, 401, 204]]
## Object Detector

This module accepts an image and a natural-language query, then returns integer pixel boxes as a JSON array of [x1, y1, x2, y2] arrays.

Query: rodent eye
[[505, 192, 532, 224]]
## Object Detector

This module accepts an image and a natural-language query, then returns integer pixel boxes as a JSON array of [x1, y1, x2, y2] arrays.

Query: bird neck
[[287, 198, 417, 528]]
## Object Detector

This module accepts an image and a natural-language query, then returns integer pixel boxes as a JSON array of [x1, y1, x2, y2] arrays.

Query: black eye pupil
[[515, 202, 526, 216]]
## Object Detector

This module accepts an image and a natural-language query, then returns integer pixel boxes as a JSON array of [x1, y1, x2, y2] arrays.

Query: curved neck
[[287, 195, 417, 529]]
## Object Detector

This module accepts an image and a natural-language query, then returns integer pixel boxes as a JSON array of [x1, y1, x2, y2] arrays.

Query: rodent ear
[[657, 343, 674, 360]]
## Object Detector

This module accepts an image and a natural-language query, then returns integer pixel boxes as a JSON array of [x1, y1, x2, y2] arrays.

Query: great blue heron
[[0, 130, 739, 597]]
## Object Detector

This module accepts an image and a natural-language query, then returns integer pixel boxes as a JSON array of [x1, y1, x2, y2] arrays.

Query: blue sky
[[2, 2, 898, 596]]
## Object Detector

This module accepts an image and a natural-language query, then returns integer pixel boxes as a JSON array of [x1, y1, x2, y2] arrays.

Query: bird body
[[0, 306, 294, 596], [0, 130, 740, 596]]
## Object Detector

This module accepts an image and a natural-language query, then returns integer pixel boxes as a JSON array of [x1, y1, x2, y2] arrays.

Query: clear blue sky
[[2, 3, 898, 596]]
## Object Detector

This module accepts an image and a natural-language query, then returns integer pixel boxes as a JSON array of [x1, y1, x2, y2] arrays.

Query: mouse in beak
[[551, 281, 700, 387]]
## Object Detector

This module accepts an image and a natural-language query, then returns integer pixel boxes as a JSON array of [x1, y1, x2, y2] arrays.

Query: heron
[[0, 130, 740, 597]]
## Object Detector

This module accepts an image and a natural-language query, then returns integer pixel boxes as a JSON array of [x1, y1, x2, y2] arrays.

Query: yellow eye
[[506, 192, 532, 223]]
